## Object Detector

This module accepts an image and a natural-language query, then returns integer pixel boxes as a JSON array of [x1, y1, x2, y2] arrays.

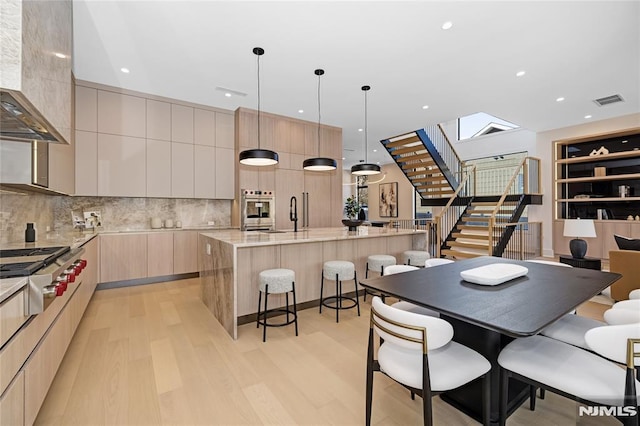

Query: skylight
[[458, 112, 519, 141]]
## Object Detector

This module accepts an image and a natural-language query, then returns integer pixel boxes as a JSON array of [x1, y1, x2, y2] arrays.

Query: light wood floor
[[34, 278, 616, 425]]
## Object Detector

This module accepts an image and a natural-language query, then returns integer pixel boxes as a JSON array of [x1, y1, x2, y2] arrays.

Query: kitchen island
[[199, 227, 427, 339]]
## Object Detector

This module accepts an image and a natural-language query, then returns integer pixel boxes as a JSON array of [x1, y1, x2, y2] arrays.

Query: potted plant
[[343, 196, 363, 231]]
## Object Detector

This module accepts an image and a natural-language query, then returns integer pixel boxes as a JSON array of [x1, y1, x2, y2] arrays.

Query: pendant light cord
[[257, 52, 261, 148], [364, 88, 368, 163], [317, 72, 321, 153]]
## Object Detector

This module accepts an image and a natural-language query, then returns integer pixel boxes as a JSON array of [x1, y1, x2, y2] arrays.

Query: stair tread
[[397, 153, 435, 163], [447, 240, 489, 249], [384, 134, 420, 148], [415, 182, 452, 189], [441, 249, 485, 259], [392, 146, 428, 156], [451, 232, 489, 240], [457, 225, 489, 230]]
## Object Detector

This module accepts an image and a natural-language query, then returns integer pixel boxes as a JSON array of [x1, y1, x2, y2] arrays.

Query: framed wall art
[[379, 182, 398, 217]]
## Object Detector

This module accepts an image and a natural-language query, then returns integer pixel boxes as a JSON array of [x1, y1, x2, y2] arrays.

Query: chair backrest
[[630, 289, 640, 300], [612, 299, 640, 311], [584, 323, 640, 365], [604, 308, 640, 325], [525, 259, 572, 268], [383, 265, 419, 275], [370, 296, 453, 352], [424, 258, 454, 268], [609, 250, 640, 300]]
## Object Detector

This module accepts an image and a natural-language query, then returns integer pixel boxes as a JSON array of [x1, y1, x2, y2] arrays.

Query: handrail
[[437, 123, 463, 166], [487, 156, 541, 255], [435, 164, 477, 220]]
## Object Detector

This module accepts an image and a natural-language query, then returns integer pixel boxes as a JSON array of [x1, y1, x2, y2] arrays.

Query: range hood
[[0, 92, 64, 143], [0, 139, 67, 196]]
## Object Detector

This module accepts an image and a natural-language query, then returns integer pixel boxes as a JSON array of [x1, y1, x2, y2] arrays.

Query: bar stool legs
[[319, 261, 360, 323], [256, 269, 298, 342]]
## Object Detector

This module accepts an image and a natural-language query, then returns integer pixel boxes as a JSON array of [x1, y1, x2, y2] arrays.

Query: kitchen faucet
[[290, 196, 298, 232]]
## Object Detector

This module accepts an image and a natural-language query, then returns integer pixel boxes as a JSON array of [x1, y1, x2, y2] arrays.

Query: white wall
[[367, 164, 416, 222]]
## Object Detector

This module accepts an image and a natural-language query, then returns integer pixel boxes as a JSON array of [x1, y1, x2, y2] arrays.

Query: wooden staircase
[[441, 200, 519, 259], [381, 131, 457, 199]]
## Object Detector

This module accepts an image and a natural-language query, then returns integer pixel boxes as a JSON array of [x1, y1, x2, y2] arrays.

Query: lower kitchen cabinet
[[100, 234, 148, 282], [0, 370, 24, 426], [174, 231, 198, 274], [148, 232, 174, 277]]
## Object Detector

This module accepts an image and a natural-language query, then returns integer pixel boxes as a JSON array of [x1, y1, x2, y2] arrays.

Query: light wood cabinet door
[[171, 104, 194, 144], [147, 100, 171, 141], [305, 172, 333, 228], [100, 234, 147, 282], [0, 370, 24, 426], [97, 133, 146, 197], [148, 233, 174, 277], [215, 147, 235, 199], [146, 139, 171, 197], [97, 91, 145, 137], [194, 145, 216, 199], [194, 108, 215, 146], [75, 130, 98, 196], [215, 112, 234, 149], [174, 231, 198, 274], [75, 85, 97, 132], [0, 288, 28, 349], [171, 143, 194, 198], [275, 169, 304, 230]]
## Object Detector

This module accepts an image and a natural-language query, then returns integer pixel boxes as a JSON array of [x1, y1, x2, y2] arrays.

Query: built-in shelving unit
[[554, 128, 640, 221]]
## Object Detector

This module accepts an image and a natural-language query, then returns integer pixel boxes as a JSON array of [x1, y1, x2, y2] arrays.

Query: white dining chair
[[612, 299, 640, 311], [424, 258, 454, 268], [384, 265, 440, 317], [604, 308, 640, 325], [366, 297, 491, 426], [630, 289, 640, 300], [498, 323, 640, 426]]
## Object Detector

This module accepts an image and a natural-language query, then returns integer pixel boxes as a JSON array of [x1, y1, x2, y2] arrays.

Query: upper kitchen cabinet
[[97, 91, 145, 138], [171, 104, 194, 144], [97, 133, 146, 197], [75, 86, 97, 132], [195, 108, 215, 146], [215, 112, 234, 149], [0, 0, 73, 144], [147, 100, 171, 141]]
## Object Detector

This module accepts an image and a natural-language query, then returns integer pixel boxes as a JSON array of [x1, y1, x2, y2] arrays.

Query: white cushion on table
[[378, 341, 490, 391], [323, 260, 355, 281], [403, 250, 430, 265], [259, 268, 295, 293], [367, 254, 396, 271], [391, 301, 440, 318], [540, 314, 605, 349], [498, 335, 640, 406]]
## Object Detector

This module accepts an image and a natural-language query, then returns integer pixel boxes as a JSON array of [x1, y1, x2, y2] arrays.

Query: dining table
[[359, 256, 621, 425]]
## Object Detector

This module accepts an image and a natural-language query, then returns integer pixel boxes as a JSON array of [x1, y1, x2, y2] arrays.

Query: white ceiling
[[72, 1, 640, 168]]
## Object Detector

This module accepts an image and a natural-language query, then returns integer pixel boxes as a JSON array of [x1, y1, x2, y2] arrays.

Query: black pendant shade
[[239, 47, 279, 167], [351, 85, 380, 176], [239, 148, 279, 166], [351, 162, 381, 175], [303, 157, 337, 171], [303, 68, 336, 171]]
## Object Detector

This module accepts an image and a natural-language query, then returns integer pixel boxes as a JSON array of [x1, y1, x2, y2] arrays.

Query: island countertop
[[200, 227, 425, 248]]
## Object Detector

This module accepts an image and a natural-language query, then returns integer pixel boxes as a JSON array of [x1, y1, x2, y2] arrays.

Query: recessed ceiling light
[[224, 93, 232, 97], [556, 97, 565, 102], [422, 105, 429, 110], [373, 149, 377, 153], [376, 162, 380, 165], [358, 128, 363, 132], [442, 21, 453, 30], [342, 157, 346, 160], [516, 70, 526, 77], [298, 109, 304, 114], [584, 115, 592, 119], [120, 67, 130, 74], [54, 52, 66, 59]]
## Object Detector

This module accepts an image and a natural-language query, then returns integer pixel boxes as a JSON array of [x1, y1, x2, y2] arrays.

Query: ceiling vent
[[593, 94, 624, 106]]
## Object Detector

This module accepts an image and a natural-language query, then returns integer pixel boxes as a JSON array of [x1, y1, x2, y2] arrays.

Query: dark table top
[[359, 256, 621, 338]]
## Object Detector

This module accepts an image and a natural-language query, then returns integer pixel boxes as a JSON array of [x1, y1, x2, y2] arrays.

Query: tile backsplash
[[0, 193, 231, 244]]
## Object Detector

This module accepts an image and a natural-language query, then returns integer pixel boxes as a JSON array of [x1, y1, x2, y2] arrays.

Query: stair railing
[[420, 124, 465, 189], [487, 157, 541, 255], [433, 164, 477, 257], [492, 221, 543, 260]]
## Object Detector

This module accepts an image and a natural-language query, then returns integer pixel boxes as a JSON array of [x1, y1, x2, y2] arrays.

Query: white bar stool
[[364, 254, 396, 301], [256, 268, 298, 342], [320, 260, 360, 323], [402, 250, 430, 266]]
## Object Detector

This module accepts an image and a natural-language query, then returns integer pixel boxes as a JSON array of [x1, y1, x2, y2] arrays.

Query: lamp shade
[[563, 219, 597, 238], [303, 157, 337, 171], [351, 163, 381, 176], [239, 149, 278, 166]]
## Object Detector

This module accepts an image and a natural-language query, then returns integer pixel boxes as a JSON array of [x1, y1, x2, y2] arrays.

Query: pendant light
[[303, 69, 337, 171], [351, 85, 380, 175], [239, 47, 279, 166]]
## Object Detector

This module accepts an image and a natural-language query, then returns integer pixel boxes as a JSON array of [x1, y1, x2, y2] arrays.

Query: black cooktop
[[0, 246, 70, 278]]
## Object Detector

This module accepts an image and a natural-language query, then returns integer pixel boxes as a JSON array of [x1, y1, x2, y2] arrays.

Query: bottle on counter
[[25, 223, 36, 242]]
